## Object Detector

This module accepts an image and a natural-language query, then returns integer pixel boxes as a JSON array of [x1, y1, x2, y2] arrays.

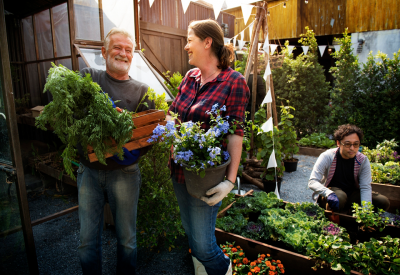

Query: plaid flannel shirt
[[168, 67, 250, 184]]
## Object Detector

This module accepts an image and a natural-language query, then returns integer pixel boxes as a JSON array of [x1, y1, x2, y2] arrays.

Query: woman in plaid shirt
[[166, 19, 250, 275]]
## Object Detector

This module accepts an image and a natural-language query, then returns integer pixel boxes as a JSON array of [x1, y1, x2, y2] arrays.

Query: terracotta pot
[[182, 157, 231, 199]]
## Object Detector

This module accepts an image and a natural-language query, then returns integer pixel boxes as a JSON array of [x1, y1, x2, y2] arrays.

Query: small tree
[[272, 27, 330, 137], [326, 28, 360, 134]]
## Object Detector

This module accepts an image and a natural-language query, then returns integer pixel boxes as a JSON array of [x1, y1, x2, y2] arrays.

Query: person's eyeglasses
[[341, 142, 360, 148]]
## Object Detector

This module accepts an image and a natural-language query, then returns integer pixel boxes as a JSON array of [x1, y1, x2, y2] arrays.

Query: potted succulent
[[148, 104, 235, 199], [279, 102, 299, 172]]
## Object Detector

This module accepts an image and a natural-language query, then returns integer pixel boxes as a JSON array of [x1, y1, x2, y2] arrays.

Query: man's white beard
[[107, 54, 131, 74]]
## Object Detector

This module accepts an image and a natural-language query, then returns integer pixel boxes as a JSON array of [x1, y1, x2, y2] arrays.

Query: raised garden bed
[[372, 182, 400, 214], [298, 146, 328, 157]]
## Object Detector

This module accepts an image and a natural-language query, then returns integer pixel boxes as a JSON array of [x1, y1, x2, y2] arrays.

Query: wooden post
[[244, 4, 260, 77], [270, 74, 278, 127]]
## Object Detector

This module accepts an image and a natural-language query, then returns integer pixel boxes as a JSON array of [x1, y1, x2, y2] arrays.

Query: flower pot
[[283, 158, 298, 172], [182, 157, 231, 199], [262, 177, 282, 195]]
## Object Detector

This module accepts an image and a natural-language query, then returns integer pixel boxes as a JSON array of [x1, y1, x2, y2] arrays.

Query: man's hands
[[201, 180, 234, 206], [327, 193, 339, 212], [111, 147, 140, 165]]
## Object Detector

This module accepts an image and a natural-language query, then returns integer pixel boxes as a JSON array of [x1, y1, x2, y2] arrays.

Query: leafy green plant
[[162, 71, 183, 97], [278, 101, 299, 161], [272, 27, 330, 137], [216, 214, 248, 235], [35, 64, 134, 179], [363, 139, 399, 164], [298, 132, 336, 148], [352, 201, 390, 232], [326, 28, 359, 134], [218, 192, 235, 212], [351, 50, 400, 148], [371, 162, 400, 185]]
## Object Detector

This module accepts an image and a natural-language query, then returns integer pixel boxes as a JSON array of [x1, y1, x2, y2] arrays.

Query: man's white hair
[[104, 28, 135, 50]]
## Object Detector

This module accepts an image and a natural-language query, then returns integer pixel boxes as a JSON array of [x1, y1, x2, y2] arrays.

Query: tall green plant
[[278, 101, 299, 161], [352, 50, 400, 147], [326, 28, 360, 133], [163, 71, 183, 97], [272, 27, 330, 137]]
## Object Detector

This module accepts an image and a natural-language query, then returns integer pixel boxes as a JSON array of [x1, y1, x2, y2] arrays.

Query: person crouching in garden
[[166, 19, 249, 275], [308, 124, 390, 213]]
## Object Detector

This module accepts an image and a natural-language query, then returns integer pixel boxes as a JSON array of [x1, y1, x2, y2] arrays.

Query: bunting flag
[[241, 4, 254, 25], [262, 34, 269, 52], [263, 63, 271, 80], [240, 31, 244, 40], [288, 46, 295, 55], [318, 45, 327, 57], [213, 0, 224, 20], [181, 0, 191, 13], [274, 182, 280, 199], [270, 44, 277, 55], [233, 36, 237, 48], [238, 39, 246, 50], [224, 37, 231, 44], [261, 89, 272, 105], [249, 23, 253, 41], [259, 117, 273, 133], [334, 45, 341, 52], [267, 149, 277, 168], [258, 43, 262, 50], [149, 0, 155, 8], [301, 46, 309, 55]]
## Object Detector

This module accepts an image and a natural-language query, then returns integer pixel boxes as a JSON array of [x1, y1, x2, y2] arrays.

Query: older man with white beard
[[76, 28, 154, 275]]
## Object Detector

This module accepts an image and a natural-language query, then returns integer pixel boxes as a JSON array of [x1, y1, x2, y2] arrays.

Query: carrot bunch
[[220, 242, 285, 275]]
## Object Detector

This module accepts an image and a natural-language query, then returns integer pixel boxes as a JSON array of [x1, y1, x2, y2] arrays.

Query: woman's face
[[184, 28, 206, 66]]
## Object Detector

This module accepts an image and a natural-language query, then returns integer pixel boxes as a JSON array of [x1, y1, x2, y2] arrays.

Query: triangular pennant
[[224, 37, 231, 44], [288, 46, 294, 55], [240, 31, 244, 40], [267, 149, 277, 168], [258, 43, 262, 50], [241, 4, 254, 25], [301, 46, 309, 55], [181, 0, 191, 13], [213, 0, 224, 20], [248, 23, 253, 40], [274, 182, 280, 199], [149, 0, 155, 8], [263, 62, 271, 80], [259, 117, 273, 134], [318, 45, 327, 57], [263, 34, 269, 52], [270, 44, 277, 55], [238, 39, 246, 50], [334, 45, 341, 52], [261, 89, 272, 105], [233, 36, 237, 48]]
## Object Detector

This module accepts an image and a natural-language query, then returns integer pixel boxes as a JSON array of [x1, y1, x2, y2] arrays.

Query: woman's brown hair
[[188, 19, 234, 69]]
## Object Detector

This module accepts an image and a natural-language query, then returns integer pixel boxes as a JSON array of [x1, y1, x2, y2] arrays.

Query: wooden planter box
[[87, 109, 166, 163], [215, 229, 362, 275], [371, 182, 400, 214], [298, 146, 328, 157]]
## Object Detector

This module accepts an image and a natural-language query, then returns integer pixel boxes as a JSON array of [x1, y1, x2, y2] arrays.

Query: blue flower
[[223, 151, 230, 161], [208, 160, 215, 166], [211, 103, 219, 113], [221, 105, 226, 111]]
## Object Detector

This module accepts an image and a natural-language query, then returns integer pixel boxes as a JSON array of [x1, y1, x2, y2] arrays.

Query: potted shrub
[[279, 102, 299, 172]]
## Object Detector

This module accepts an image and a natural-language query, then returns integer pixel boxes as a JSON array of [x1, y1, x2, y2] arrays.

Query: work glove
[[327, 193, 339, 212], [201, 180, 234, 206], [111, 147, 140, 165]]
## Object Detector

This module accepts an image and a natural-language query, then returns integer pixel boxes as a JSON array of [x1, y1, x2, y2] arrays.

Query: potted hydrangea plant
[[148, 104, 236, 199]]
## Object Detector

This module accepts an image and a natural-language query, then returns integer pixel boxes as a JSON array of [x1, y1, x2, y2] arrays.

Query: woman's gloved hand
[[201, 180, 234, 206], [111, 147, 140, 165], [327, 193, 339, 212]]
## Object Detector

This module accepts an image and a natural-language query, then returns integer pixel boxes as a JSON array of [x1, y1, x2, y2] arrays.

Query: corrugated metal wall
[[139, 0, 235, 37]]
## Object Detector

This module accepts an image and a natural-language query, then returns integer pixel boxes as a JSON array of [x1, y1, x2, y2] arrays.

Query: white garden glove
[[201, 180, 234, 206]]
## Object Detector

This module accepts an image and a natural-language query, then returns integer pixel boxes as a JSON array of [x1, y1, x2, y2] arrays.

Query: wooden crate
[[30, 106, 44, 117], [87, 109, 166, 163], [372, 182, 400, 214]]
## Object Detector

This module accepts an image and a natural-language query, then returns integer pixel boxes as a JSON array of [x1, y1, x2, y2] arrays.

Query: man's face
[[102, 33, 133, 77], [337, 133, 360, 159]]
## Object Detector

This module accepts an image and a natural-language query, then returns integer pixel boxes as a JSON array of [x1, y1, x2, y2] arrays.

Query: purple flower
[[323, 223, 340, 235]]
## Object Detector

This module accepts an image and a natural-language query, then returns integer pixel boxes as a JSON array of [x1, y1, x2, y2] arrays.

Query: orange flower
[[239, 252, 244, 256], [257, 258, 262, 264], [270, 266, 276, 271], [237, 246, 241, 249], [280, 269, 285, 274], [233, 259, 237, 264], [223, 249, 226, 253], [250, 261, 256, 266], [254, 267, 261, 273], [248, 272, 253, 275], [222, 245, 226, 248], [225, 253, 229, 257], [189, 249, 191, 253], [238, 263, 242, 267], [243, 258, 249, 264], [232, 248, 238, 252], [276, 260, 281, 264], [260, 254, 266, 259], [267, 254, 270, 257], [229, 245, 233, 248], [269, 271, 274, 275], [278, 264, 283, 269], [266, 261, 271, 267], [251, 269, 255, 273], [272, 260, 276, 263]]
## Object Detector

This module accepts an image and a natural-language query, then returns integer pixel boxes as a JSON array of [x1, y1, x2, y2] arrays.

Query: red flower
[[232, 248, 238, 252]]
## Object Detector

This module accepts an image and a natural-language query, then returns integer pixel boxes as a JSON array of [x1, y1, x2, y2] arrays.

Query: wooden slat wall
[[300, 0, 346, 36], [268, 0, 299, 40], [346, 0, 400, 33], [226, 6, 264, 42]]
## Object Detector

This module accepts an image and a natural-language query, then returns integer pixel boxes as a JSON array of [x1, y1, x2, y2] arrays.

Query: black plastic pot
[[284, 158, 299, 172], [262, 177, 282, 195]]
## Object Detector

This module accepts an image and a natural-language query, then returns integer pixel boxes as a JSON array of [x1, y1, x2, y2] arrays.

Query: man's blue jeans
[[172, 176, 230, 275], [77, 163, 141, 275]]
